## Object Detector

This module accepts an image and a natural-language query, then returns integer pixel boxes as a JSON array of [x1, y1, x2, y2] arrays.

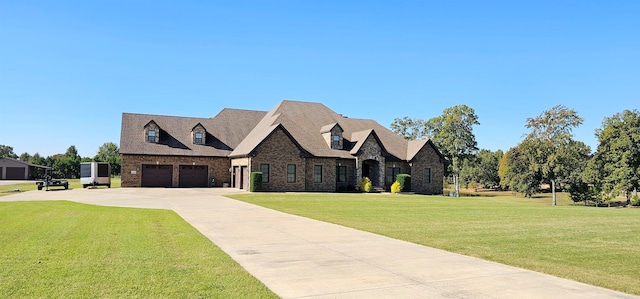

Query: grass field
[[0, 178, 121, 196], [229, 192, 640, 295], [0, 201, 277, 298]]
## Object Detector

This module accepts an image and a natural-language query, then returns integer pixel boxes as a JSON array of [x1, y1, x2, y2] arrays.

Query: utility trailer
[[36, 169, 69, 191], [80, 162, 111, 188]]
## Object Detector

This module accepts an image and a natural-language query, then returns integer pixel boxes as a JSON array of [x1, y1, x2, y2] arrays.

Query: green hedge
[[250, 172, 263, 192], [396, 174, 411, 192]]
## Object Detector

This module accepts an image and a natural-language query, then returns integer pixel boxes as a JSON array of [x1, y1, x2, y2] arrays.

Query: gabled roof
[[191, 123, 205, 131], [120, 108, 266, 157], [349, 129, 388, 156], [407, 139, 446, 161], [121, 100, 439, 162], [0, 158, 51, 169], [230, 100, 425, 160], [320, 123, 343, 134]]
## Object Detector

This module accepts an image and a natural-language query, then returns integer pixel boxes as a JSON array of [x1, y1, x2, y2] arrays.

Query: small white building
[[0, 158, 51, 180]]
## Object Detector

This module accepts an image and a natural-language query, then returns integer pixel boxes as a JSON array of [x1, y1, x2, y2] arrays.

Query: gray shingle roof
[[120, 100, 440, 161], [230, 100, 432, 161], [120, 108, 266, 157]]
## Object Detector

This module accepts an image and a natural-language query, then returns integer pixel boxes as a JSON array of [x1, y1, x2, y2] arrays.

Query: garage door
[[142, 165, 173, 187], [179, 165, 208, 187], [6, 167, 25, 180]]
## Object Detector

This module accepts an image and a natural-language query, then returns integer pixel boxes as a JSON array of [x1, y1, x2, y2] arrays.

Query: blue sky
[[1, 1, 638, 158]]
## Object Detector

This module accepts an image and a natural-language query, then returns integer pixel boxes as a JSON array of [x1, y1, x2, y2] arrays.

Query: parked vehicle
[[36, 169, 69, 191], [80, 162, 111, 188]]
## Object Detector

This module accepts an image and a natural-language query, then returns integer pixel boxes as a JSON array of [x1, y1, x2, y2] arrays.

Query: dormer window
[[147, 130, 156, 142], [192, 123, 206, 145], [320, 123, 344, 150], [144, 120, 160, 143], [332, 135, 340, 148]]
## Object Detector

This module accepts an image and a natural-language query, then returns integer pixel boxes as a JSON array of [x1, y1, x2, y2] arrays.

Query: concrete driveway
[[1, 188, 637, 299]]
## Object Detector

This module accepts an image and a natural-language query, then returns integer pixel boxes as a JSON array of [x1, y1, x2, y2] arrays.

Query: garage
[[141, 165, 173, 187], [6, 167, 26, 180], [179, 165, 208, 187]]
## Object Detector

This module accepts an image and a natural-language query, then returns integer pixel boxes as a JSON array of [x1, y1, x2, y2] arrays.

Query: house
[[120, 100, 445, 194], [0, 158, 51, 180]]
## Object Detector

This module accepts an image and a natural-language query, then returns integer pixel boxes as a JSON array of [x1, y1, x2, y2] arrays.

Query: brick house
[[120, 100, 445, 194]]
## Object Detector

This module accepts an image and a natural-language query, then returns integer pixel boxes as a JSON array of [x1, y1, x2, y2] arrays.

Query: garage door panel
[[142, 165, 172, 187], [6, 167, 25, 180], [179, 165, 208, 187]]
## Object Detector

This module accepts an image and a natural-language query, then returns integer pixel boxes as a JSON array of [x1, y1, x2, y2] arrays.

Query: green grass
[[0, 178, 121, 196], [0, 201, 277, 298], [229, 192, 640, 295]]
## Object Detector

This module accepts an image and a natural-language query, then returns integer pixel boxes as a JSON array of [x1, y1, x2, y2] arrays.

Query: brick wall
[[355, 134, 386, 186], [336, 158, 357, 190], [121, 154, 230, 187], [250, 128, 306, 192], [304, 157, 337, 192], [410, 144, 445, 194]]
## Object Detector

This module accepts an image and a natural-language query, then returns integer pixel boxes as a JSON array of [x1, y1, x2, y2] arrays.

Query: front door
[[362, 163, 370, 179]]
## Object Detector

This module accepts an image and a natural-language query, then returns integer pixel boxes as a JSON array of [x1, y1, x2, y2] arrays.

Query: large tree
[[424, 105, 480, 197], [0, 145, 18, 159], [460, 149, 503, 190], [499, 139, 543, 197], [390, 117, 425, 140], [94, 142, 122, 176], [524, 105, 585, 205], [50, 145, 82, 178], [584, 110, 640, 205]]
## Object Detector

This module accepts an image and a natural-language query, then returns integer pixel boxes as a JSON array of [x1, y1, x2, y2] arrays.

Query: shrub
[[357, 177, 373, 193], [391, 181, 401, 193], [249, 172, 262, 192], [396, 174, 411, 192], [632, 195, 640, 206]]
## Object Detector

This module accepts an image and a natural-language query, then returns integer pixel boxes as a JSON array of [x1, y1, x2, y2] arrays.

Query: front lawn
[[229, 192, 640, 295], [0, 178, 121, 196], [0, 201, 277, 298]]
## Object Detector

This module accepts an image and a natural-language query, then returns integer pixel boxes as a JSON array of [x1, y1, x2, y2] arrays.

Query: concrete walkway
[[1, 188, 637, 299]]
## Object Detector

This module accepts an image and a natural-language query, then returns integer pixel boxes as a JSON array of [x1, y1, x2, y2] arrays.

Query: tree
[[94, 142, 121, 176], [424, 105, 480, 197], [19, 152, 31, 162], [390, 117, 425, 140], [584, 110, 640, 205], [0, 144, 18, 159], [499, 140, 543, 197], [465, 149, 503, 189], [50, 145, 82, 178], [524, 105, 585, 205], [29, 153, 47, 178]]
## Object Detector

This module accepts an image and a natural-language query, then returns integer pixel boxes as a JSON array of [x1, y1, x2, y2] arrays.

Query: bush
[[357, 177, 373, 193], [632, 195, 640, 206], [249, 172, 262, 192], [391, 181, 401, 193], [396, 174, 411, 192]]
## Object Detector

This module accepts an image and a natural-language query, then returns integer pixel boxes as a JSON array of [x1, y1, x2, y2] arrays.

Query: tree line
[[0, 142, 122, 179], [391, 105, 640, 206]]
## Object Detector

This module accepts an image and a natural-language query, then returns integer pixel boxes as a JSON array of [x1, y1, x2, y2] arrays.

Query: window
[[314, 165, 322, 183], [424, 168, 431, 184], [386, 167, 401, 184], [260, 164, 269, 183], [194, 132, 203, 144], [337, 166, 347, 183], [147, 130, 156, 142], [287, 164, 296, 183], [332, 135, 340, 149]]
